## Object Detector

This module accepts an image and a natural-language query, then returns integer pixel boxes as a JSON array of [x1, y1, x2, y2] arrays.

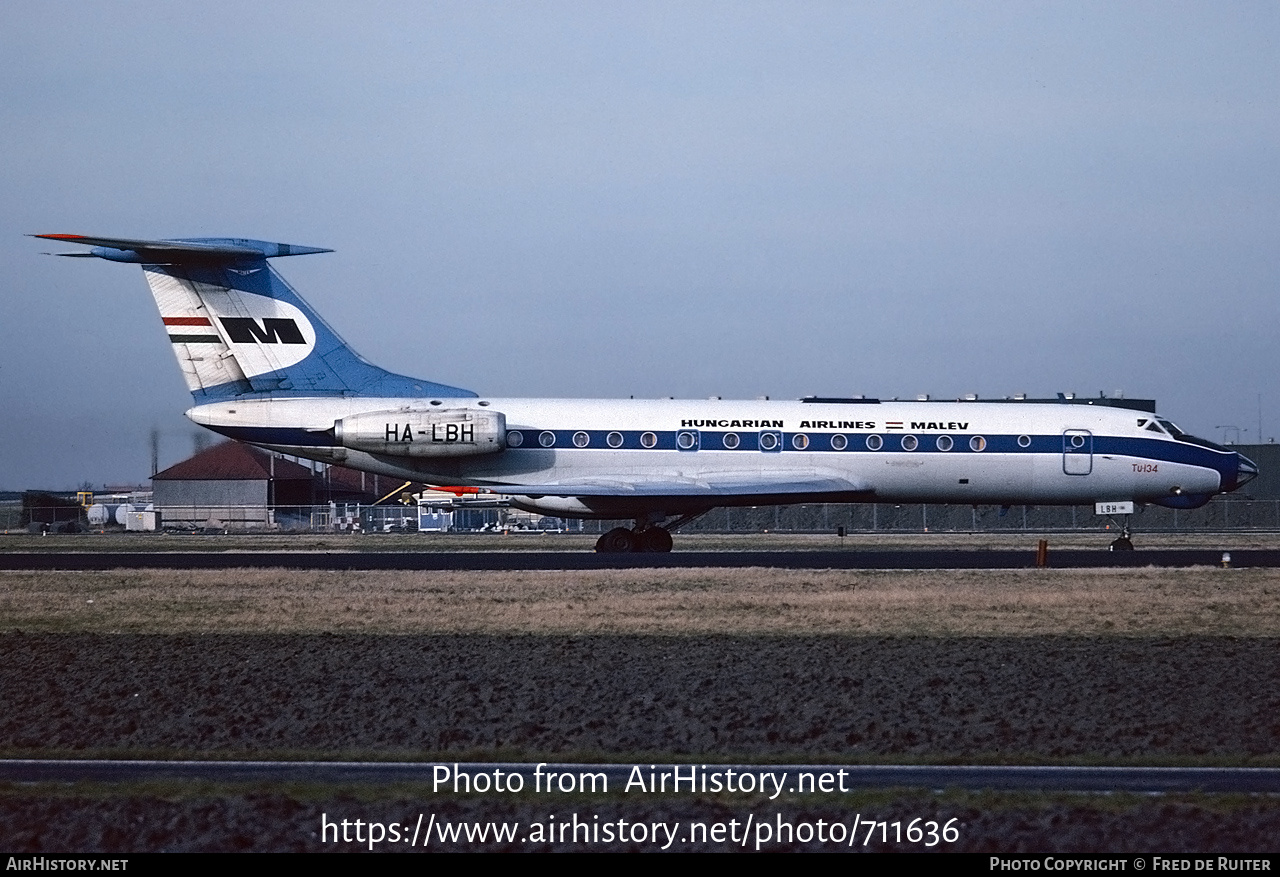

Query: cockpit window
[[1153, 419, 1228, 452], [1145, 421, 1166, 434]]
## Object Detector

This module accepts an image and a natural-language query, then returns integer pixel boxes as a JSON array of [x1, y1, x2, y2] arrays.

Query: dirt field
[[3, 564, 1279, 852], [3, 566, 1279, 636], [6, 632, 1280, 760]]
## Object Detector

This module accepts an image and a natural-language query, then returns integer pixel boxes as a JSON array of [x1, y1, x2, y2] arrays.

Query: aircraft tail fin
[[33, 234, 476, 401]]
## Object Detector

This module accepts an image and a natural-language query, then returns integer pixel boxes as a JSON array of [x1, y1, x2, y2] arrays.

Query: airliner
[[35, 234, 1257, 552]]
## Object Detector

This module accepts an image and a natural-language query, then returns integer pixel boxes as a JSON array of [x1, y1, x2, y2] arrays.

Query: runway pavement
[[1, 548, 1278, 569]]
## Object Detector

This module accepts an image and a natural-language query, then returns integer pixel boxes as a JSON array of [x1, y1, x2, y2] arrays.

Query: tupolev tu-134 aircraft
[[36, 233, 1257, 552]]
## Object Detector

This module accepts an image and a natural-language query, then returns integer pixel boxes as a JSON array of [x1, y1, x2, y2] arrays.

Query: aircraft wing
[[481, 471, 873, 498]]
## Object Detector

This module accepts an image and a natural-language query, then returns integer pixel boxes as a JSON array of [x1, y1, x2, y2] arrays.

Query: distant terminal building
[[152, 441, 316, 529], [150, 440, 439, 531]]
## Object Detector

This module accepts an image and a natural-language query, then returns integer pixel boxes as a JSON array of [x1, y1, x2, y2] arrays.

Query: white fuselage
[[189, 395, 1232, 518]]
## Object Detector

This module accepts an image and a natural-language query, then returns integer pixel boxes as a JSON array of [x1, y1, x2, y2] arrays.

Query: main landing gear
[[595, 525, 673, 553], [593, 511, 707, 553]]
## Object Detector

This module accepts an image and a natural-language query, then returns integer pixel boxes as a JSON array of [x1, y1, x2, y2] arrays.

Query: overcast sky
[[3, 2, 1279, 489]]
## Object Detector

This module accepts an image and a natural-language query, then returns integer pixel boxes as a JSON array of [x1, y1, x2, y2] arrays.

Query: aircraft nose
[[1235, 452, 1259, 489]]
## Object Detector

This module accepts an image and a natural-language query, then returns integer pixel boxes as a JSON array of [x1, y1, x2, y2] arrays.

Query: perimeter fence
[[7, 497, 1280, 535], [675, 497, 1280, 534]]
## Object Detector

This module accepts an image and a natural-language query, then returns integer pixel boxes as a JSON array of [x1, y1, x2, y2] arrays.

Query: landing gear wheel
[[1105, 516, 1135, 551], [595, 527, 635, 553], [636, 527, 673, 553]]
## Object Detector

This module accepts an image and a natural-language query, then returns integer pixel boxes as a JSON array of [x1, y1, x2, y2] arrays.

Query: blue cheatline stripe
[[206, 425, 1239, 480], [504, 429, 1232, 462]]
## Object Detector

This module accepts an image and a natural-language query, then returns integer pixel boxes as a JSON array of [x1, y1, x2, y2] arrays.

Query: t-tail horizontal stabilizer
[[32, 234, 332, 264]]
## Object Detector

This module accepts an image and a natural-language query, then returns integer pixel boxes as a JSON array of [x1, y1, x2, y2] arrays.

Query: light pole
[[1216, 425, 1245, 445]]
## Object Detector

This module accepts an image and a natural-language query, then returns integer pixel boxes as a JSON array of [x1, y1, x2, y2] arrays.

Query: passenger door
[[1062, 429, 1093, 475]]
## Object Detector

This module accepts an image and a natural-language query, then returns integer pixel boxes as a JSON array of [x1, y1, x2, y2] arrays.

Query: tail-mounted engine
[[334, 408, 506, 457]]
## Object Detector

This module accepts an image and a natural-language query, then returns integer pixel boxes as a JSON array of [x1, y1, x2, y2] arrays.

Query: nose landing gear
[[1109, 528, 1134, 551], [1107, 515, 1135, 551]]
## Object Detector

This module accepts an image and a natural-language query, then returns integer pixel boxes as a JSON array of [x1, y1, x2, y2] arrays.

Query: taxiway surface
[[2, 548, 1277, 569]]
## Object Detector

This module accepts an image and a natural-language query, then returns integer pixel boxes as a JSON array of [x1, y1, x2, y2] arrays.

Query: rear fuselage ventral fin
[[35, 233, 476, 401]]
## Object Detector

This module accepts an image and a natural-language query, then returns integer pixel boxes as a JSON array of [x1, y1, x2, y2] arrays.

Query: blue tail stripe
[[178, 260, 475, 401]]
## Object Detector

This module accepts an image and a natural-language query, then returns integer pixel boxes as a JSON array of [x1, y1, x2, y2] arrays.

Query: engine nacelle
[[335, 408, 506, 457]]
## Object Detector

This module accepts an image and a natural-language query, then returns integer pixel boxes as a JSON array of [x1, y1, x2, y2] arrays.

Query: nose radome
[[1236, 453, 1259, 488]]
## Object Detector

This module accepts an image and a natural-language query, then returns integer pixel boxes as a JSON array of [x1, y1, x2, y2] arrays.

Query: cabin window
[[607, 431, 624, 448], [723, 432, 740, 449], [970, 435, 987, 452], [677, 430, 698, 450], [1069, 434, 1085, 449], [936, 435, 953, 452], [573, 431, 590, 448], [640, 431, 658, 448], [539, 431, 556, 448], [866, 434, 883, 451], [507, 430, 524, 448], [830, 434, 848, 451], [1017, 434, 1031, 448], [901, 435, 918, 451], [792, 434, 809, 450], [759, 432, 780, 451]]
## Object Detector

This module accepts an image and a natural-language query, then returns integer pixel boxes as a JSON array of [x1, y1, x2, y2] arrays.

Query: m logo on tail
[[151, 276, 320, 385], [221, 317, 307, 345]]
